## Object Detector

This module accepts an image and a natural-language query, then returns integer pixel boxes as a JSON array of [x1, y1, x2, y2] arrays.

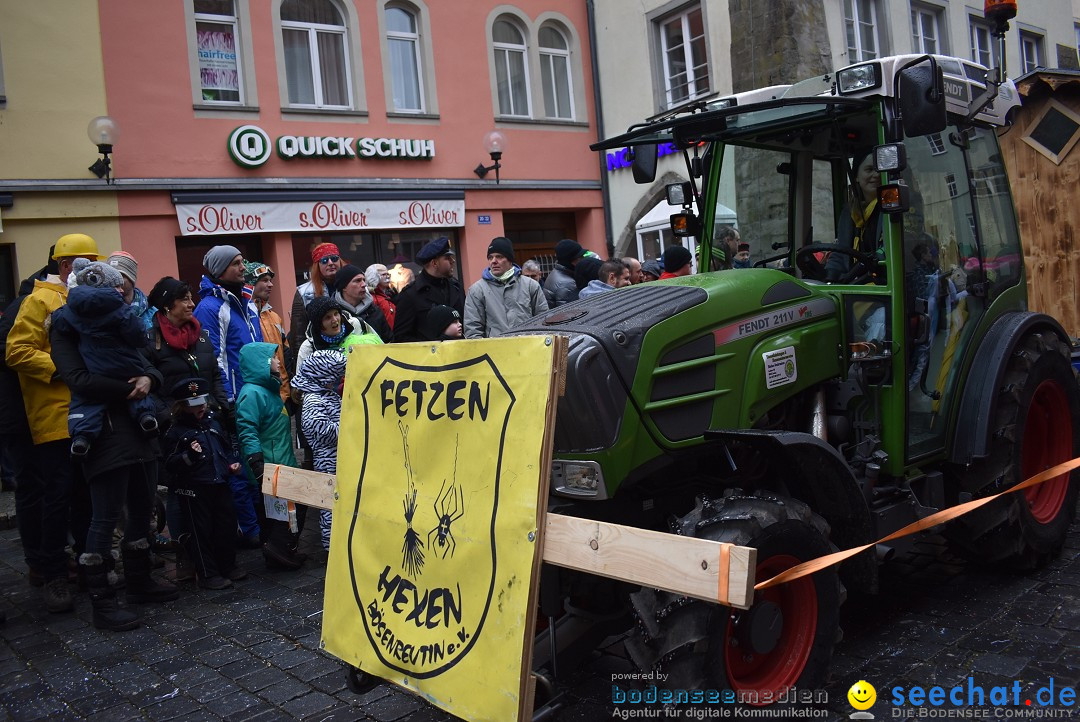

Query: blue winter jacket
[[193, 275, 262, 402]]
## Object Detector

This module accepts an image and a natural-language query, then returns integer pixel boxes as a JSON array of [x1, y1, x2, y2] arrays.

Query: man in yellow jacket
[[6, 233, 102, 613]]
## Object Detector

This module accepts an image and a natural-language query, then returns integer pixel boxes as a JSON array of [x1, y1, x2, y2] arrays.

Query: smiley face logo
[[848, 680, 876, 710]]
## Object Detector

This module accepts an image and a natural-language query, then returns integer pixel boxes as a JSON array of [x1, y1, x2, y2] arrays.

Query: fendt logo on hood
[[349, 356, 514, 678]]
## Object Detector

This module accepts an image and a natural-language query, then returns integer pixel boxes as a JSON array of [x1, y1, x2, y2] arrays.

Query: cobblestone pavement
[[1, 492, 1079, 721]]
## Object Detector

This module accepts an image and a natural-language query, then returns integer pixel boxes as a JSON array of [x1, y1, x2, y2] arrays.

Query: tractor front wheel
[[626, 491, 841, 703]]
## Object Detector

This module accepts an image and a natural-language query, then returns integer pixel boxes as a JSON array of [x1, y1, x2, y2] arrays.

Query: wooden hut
[[998, 68, 1080, 338]]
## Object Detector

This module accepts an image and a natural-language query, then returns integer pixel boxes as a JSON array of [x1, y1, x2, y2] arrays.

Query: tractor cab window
[[711, 145, 794, 270], [966, 128, 1022, 296], [903, 125, 988, 457]]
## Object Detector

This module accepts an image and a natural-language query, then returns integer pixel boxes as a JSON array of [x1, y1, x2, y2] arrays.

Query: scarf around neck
[[158, 312, 202, 351]]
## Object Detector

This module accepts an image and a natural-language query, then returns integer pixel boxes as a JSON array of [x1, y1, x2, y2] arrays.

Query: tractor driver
[[826, 149, 885, 282]]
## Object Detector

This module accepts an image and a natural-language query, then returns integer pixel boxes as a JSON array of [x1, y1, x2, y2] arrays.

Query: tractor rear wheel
[[947, 332, 1080, 569], [625, 491, 841, 703]]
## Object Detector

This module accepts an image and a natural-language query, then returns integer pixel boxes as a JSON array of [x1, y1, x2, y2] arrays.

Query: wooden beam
[[542, 514, 755, 609], [264, 465, 335, 510], [263, 463, 756, 609]]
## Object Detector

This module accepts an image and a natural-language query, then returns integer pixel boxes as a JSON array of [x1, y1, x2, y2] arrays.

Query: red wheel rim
[[724, 554, 816, 702], [1022, 380, 1073, 524]]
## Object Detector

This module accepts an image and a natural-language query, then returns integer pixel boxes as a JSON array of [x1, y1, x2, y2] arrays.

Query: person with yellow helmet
[[5, 234, 103, 614]]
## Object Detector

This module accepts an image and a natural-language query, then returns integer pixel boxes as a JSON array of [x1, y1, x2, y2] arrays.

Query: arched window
[[493, 19, 530, 117], [538, 25, 573, 119], [386, 6, 423, 112], [281, 0, 351, 107]]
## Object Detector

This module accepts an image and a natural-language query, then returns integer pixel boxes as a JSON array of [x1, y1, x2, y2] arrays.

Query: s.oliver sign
[[176, 199, 464, 236]]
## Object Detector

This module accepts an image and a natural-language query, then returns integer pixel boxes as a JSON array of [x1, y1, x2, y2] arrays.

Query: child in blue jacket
[[51, 259, 159, 457]]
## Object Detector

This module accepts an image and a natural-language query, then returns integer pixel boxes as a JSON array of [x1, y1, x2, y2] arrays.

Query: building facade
[[0, 0, 119, 307], [594, 0, 1080, 263], [1, 0, 606, 315]]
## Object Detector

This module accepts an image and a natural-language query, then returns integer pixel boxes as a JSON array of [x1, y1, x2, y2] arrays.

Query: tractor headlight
[[874, 143, 907, 172], [551, 460, 607, 499], [837, 63, 881, 95]]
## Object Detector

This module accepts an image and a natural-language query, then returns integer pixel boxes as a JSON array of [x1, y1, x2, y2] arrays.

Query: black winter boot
[[79, 553, 138, 631], [122, 539, 179, 604]]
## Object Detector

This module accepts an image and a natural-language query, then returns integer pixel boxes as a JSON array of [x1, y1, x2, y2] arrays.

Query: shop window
[[385, 4, 424, 112], [492, 18, 531, 117], [1022, 98, 1080, 165], [844, 0, 882, 63], [539, 25, 573, 119], [193, 0, 243, 103], [656, 4, 709, 109], [1020, 31, 1045, 74], [0, 246, 14, 309], [187, 0, 256, 108], [281, 0, 352, 108], [910, 3, 945, 55]]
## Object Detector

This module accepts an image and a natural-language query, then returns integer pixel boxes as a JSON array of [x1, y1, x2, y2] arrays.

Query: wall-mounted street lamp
[[473, 130, 507, 184], [87, 116, 119, 184]]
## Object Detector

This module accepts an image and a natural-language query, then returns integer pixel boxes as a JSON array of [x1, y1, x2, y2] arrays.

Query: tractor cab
[[592, 53, 1025, 475]]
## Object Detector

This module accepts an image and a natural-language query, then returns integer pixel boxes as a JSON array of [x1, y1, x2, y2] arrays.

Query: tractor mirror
[[898, 62, 947, 137], [631, 144, 659, 184]]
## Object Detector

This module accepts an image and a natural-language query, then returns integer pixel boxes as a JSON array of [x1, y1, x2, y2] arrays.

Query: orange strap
[[716, 541, 731, 604], [270, 465, 280, 497], [755, 456, 1080, 591]]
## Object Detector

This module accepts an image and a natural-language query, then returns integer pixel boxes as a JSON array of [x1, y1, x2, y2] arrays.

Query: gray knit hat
[[106, 251, 138, 284], [202, 245, 242, 278], [73, 258, 124, 289]]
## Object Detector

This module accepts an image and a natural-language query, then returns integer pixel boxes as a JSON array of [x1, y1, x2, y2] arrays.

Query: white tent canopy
[[634, 199, 737, 271]]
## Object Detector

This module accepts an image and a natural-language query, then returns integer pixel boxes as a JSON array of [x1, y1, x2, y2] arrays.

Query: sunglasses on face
[[319, 255, 341, 265]]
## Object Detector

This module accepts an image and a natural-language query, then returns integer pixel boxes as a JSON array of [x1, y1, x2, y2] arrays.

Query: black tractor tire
[[947, 332, 1080, 569], [625, 491, 842, 701]]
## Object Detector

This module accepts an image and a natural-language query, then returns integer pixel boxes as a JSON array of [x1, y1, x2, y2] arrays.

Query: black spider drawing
[[427, 478, 465, 559]]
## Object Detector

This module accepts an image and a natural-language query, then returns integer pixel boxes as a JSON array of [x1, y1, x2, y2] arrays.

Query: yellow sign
[[322, 336, 559, 722]]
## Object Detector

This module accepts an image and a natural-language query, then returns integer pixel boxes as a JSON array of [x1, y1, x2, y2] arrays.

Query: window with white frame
[[658, 5, 709, 108], [844, 0, 880, 63], [927, 133, 946, 155], [281, 0, 351, 108], [970, 20, 994, 67], [195, 0, 243, 103], [539, 26, 573, 119], [945, 172, 958, 198], [1020, 31, 1044, 74], [910, 4, 942, 55], [385, 6, 423, 112], [493, 19, 530, 117]]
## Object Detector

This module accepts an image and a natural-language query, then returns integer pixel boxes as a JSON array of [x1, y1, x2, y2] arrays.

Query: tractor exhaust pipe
[[811, 389, 828, 442]]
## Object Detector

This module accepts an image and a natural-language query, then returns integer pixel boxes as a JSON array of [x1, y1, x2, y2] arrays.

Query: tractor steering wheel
[[796, 243, 882, 285]]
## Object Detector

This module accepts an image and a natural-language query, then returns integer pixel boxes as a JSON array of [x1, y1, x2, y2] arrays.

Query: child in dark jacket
[[163, 377, 246, 590], [51, 258, 159, 457]]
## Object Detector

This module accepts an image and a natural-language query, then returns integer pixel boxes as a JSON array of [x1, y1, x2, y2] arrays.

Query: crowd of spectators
[[0, 231, 687, 631]]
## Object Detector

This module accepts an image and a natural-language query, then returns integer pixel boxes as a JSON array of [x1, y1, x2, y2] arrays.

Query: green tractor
[[513, 20, 1080, 704]]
